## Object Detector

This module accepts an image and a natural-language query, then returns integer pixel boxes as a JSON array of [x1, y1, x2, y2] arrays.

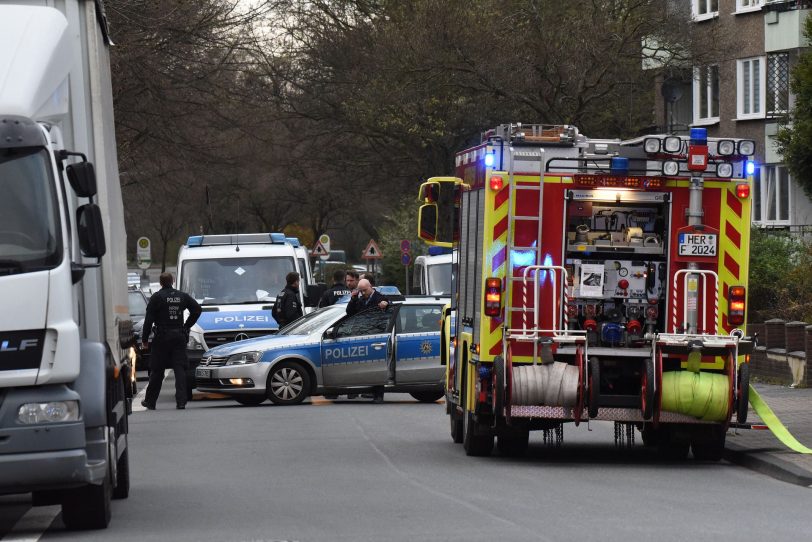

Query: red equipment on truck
[[418, 123, 756, 459]]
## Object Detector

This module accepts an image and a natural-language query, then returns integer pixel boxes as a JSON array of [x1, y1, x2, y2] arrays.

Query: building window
[[735, 0, 762, 13], [737, 57, 765, 119], [692, 0, 719, 20], [693, 65, 720, 124], [754, 165, 791, 225], [767, 53, 790, 116]]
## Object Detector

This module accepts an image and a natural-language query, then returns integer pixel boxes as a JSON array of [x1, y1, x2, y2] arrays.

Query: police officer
[[274, 271, 304, 327], [141, 272, 202, 410], [318, 269, 352, 307]]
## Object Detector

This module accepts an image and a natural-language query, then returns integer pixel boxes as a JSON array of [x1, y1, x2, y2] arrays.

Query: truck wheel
[[450, 411, 463, 443], [235, 395, 266, 406], [410, 391, 444, 403], [61, 470, 111, 530], [113, 447, 130, 500], [588, 357, 600, 419], [497, 431, 529, 457], [267, 362, 310, 405], [463, 411, 493, 457], [736, 363, 750, 424], [691, 425, 726, 461], [641, 357, 655, 420]]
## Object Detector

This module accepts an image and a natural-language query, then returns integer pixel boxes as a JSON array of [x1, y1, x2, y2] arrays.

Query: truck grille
[[204, 330, 273, 347]]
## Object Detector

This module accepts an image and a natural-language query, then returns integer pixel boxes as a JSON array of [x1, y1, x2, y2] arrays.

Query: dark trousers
[[144, 330, 188, 407]]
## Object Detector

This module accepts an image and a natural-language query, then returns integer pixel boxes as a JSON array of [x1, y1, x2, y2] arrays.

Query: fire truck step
[[508, 405, 718, 424]]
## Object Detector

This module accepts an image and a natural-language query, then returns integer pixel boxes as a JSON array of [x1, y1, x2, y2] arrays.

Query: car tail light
[[729, 286, 746, 326], [484, 277, 502, 317]]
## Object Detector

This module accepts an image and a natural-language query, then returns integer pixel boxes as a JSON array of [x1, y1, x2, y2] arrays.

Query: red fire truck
[[418, 124, 756, 459]]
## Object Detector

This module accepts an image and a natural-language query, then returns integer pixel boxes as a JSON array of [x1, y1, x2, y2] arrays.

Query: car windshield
[[279, 306, 342, 336], [128, 290, 147, 319], [181, 257, 295, 305], [0, 148, 62, 276], [427, 262, 453, 296]]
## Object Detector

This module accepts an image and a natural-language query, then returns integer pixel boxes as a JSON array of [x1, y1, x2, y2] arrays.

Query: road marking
[[1, 505, 60, 542]]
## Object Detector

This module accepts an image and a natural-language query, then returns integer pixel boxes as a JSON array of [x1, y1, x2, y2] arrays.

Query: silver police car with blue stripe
[[195, 297, 448, 405]]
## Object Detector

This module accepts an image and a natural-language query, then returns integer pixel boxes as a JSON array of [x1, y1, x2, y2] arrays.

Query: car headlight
[[18, 401, 80, 424], [187, 333, 205, 351], [226, 351, 261, 365]]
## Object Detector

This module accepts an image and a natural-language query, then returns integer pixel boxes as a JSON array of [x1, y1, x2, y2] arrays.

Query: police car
[[194, 297, 448, 405]]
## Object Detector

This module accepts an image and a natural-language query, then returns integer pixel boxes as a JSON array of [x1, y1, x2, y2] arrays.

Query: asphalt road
[[1, 385, 810, 542]]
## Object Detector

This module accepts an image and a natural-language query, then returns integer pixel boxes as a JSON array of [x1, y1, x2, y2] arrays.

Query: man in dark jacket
[[274, 271, 304, 327], [346, 278, 389, 316], [318, 269, 352, 307], [141, 272, 202, 410]]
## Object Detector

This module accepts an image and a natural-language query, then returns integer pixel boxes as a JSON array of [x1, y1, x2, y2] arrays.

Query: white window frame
[[753, 165, 791, 226], [737, 57, 766, 120], [735, 0, 762, 14], [693, 65, 720, 125], [692, 0, 719, 21]]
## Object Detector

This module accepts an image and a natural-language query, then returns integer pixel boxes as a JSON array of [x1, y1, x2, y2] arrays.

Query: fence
[[747, 320, 810, 388]]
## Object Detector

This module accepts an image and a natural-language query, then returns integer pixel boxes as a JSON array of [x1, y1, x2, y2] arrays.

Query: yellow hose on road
[[748, 386, 812, 454]]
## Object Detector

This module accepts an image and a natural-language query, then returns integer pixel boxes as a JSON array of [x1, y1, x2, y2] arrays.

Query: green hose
[[749, 386, 812, 454], [661, 371, 729, 422]]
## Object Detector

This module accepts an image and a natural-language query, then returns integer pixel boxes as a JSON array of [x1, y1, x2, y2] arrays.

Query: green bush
[[748, 228, 812, 322]]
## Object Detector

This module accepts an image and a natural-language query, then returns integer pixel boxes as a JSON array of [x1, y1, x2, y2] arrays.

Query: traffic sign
[[319, 234, 331, 254], [311, 240, 330, 260], [400, 239, 411, 253], [136, 237, 151, 270], [401, 253, 411, 266], [362, 239, 383, 259]]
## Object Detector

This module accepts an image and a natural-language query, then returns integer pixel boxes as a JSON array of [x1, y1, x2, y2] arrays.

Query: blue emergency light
[[428, 246, 452, 256], [484, 152, 495, 167], [285, 237, 301, 247], [690, 127, 707, 146], [187, 235, 203, 247], [269, 232, 287, 244], [610, 157, 629, 175], [746, 160, 756, 176]]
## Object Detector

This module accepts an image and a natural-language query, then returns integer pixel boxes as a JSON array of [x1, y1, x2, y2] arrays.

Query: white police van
[[178, 233, 317, 377]]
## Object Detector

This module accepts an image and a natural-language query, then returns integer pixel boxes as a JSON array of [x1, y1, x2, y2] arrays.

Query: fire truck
[[418, 124, 756, 459]]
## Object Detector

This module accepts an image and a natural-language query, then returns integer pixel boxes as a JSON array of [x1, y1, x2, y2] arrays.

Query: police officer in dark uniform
[[318, 269, 352, 308], [274, 271, 304, 327], [141, 272, 202, 410]]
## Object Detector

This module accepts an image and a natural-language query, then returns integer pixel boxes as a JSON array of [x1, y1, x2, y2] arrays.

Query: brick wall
[[748, 320, 809, 388]]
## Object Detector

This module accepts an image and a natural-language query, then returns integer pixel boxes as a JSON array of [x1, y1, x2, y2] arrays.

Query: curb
[[724, 441, 812, 487]]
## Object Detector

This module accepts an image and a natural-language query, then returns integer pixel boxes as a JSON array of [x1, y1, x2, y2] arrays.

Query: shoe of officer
[[141, 400, 155, 410], [176, 403, 186, 410]]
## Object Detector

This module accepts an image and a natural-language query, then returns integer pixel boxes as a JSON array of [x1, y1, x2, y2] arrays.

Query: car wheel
[[410, 391, 444, 403], [235, 396, 266, 406], [267, 362, 310, 405]]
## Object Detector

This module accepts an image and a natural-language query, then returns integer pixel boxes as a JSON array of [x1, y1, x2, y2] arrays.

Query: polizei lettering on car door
[[325, 345, 370, 359], [213, 315, 270, 324]]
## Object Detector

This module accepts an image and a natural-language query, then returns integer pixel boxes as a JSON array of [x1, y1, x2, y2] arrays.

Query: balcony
[[765, 2, 811, 52]]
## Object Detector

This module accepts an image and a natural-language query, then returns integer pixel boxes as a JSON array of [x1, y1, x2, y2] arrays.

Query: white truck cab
[[413, 247, 456, 296]]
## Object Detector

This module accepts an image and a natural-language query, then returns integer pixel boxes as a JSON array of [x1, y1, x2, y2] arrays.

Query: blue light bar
[[285, 237, 301, 247], [610, 157, 629, 175], [428, 246, 452, 256], [746, 161, 756, 176], [484, 152, 495, 167], [270, 232, 286, 244], [187, 235, 203, 247], [690, 127, 707, 146]]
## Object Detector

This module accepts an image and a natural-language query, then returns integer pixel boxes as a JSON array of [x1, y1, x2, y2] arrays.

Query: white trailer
[[0, 1, 131, 529]]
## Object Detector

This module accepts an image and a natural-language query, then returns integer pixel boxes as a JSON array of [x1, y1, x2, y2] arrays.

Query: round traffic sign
[[400, 239, 411, 253], [401, 253, 411, 266]]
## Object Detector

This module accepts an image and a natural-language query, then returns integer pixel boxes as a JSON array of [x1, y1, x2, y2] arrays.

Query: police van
[[178, 233, 318, 376]]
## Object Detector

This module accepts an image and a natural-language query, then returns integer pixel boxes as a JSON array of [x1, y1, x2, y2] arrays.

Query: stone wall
[[747, 320, 810, 388]]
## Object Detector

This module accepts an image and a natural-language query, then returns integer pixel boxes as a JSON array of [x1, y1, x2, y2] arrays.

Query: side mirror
[[77, 203, 106, 258], [306, 284, 326, 307], [66, 162, 97, 197], [418, 203, 438, 244]]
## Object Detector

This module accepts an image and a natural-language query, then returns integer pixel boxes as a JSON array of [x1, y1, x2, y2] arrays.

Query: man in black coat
[[274, 271, 304, 328], [141, 272, 202, 410], [346, 278, 389, 316], [318, 269, 352, 307]]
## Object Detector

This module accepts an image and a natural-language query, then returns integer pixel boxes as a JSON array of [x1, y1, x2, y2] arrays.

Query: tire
[[463, 410, 493, 457], [497, 431, 530, 457], [267, 362, 310, 405], [736, 363, 750, 424], [588, 357, 600, 419], [691, 425, 726, 461], [493, 355, 505, 420], [61, 470, 111, 530], [235, 395, 267, 406], [450, 411, 463, 444], [112, 446, 130, 500], [641, 357, 655, 420], [410, 391, 444, 403]]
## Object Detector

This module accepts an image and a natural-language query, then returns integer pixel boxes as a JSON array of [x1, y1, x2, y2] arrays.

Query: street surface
[[1, 381, 809, 542]]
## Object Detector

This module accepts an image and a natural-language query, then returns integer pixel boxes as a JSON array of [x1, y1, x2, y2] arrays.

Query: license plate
[[196, 368, 211, 379], [678, 233, 717, 257]]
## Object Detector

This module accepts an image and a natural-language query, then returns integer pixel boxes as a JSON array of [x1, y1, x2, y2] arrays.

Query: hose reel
[[511, 362, 580, 407]]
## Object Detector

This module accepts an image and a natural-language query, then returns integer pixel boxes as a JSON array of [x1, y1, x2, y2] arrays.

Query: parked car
[[195, 297, 449, 405]]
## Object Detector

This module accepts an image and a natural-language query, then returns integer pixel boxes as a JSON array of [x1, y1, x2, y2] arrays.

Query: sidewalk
[[724, 382, 812, 486]]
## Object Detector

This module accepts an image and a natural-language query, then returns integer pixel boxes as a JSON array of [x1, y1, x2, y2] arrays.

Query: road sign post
[[400, 239, 411, 294], [136, 237, 151, 279], [362, 239, 383, 278]]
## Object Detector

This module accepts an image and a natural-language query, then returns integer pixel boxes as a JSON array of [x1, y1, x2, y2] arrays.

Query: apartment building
[[652, 0, 812, 227]]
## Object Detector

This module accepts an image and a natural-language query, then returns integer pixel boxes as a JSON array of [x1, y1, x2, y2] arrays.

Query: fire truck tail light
[[489, 176, 504, 191], [729, 286, 746, 326], [736, 183, 750, 199], [484, 277, 502, 317]]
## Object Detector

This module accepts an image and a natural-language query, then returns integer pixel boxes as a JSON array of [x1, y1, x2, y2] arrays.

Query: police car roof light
[[270, 232, 287, 244], [187, 235, 203, 247], [285, 237, 301, 247]]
